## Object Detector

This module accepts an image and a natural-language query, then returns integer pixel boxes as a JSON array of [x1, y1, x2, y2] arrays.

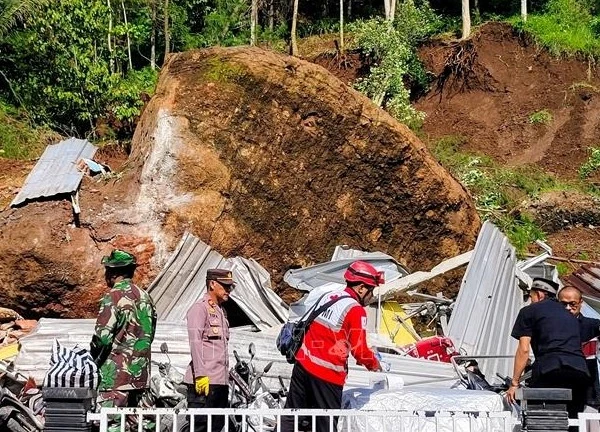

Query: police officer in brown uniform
[[184, 269, 234, 432]]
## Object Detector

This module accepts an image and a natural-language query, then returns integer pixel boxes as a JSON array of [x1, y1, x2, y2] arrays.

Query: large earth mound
[[131, 47, 481, 298], [415, 22, 600, 180], [0, 46, 480, 317]]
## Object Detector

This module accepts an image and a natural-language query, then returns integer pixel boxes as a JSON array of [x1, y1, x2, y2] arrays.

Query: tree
[[164, 0, 170, 60], [461, 0, 471, 39], [0, 0, 41, 36], [250, 0, 258, 46], [339, 0, 345, 52], [290, 0, 299, 55], [150, 0, 156, 69], [521, 0, 527, 21]]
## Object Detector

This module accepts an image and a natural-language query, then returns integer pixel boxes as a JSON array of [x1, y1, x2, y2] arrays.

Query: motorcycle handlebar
[[234, 350, 241, 363]]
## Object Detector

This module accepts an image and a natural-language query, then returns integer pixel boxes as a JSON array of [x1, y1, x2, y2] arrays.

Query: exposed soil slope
[[415, 22, 600, 179]]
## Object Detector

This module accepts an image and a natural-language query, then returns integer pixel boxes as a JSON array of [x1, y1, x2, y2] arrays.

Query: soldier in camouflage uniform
[[90, 249, 157, 432]]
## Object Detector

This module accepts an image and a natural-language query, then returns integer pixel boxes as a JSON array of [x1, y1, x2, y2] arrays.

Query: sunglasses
[[560, 301, 580, 308]]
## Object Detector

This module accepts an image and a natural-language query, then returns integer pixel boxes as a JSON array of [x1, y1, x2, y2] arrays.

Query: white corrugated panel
[[147, 232, 288, 329], [15, 319, 458, 390], [11, 138, 97, 207], [447, 221, 524, 378]]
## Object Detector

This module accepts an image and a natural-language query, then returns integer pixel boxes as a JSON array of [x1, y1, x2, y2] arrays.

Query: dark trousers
[[531, 367, 590, 420], [186, 384, 229, 432], [281, 363, 343, 432]]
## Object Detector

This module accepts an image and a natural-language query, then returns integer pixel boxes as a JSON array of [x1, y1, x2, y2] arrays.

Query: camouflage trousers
[[97, 389, 154, 432]]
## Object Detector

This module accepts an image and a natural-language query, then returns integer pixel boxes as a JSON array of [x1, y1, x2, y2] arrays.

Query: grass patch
[[0, 101, 58, 159], [528, 109, 553, 125], [579, 147, 600, 178], [430, 134, 583, 255], [510, 0, 600, 59]]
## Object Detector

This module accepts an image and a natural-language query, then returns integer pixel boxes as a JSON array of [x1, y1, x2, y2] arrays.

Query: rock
[[130, 46, 480, 292], [14, 319, 38, 331], [525, 191, 600, 233]]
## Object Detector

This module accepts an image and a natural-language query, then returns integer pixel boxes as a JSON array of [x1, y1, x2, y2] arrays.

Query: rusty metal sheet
[[566, 264, 600, 299]]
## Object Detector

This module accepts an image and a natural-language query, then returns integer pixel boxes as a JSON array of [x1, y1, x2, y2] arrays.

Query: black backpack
[[276, 294, 349, 364]]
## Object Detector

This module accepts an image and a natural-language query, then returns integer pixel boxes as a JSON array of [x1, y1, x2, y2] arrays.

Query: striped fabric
[[44, 339, 99, 388]]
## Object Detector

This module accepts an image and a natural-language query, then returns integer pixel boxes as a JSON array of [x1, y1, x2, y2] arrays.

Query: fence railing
[[578, 412, 600, 432], [87, 407, 518, 432]]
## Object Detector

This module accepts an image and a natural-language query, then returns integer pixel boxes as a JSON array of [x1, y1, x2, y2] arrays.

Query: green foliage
[[203, 58, 245, 83], [555, 262, 570, 276], [430, 135, 577, 254], [196, 0, 250, 47], [528, 109, 553, 124], [297, 18, 339, 38], [579, 147, 600, 178], [0, 100, 57, 159], [108, 68, 158, 122], [512, 0, 600, 58], [351, 1, 440, 129]]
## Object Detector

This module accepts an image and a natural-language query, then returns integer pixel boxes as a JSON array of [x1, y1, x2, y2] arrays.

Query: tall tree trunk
[[268, 0, 274, 31], [339, 0, 344, 53], [383, 0, 390, 20], [290, 0, 299, 56], [521, 0, 527, 21], [461, 0, 470, 39], [347, 0, 351, 19], [150, 0, 156, 69], [121, 0, 133, 71], [389, 0, 396, 21], [163, 0, 170, 61], [107, 0, 114, 73], [251, 0, 258, 46]]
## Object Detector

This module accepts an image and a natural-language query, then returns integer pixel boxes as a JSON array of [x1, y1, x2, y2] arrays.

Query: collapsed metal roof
[[284, 248, 409, 293], [147, 232, 288, 330], [16, 319, 459, 389], [566, 264, 600, 300], [447, 221, 524, 379], [11, 138, 97, 207]]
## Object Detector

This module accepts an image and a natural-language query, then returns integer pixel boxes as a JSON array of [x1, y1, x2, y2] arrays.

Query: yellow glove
[[195, 376, 210, 396]]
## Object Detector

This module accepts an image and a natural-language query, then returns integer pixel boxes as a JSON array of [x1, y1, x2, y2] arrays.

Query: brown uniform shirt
[[184, 293, 230, 385]]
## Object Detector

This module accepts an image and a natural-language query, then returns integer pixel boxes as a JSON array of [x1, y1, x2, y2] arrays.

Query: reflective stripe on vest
[[300, 346, 346, 372]]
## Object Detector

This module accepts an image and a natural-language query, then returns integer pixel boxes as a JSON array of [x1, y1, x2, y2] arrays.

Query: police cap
[[206, 269, 235, 286], [531, 278, 559, 295]]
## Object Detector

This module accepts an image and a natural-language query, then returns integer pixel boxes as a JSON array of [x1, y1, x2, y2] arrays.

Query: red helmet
[[344, 261, 385, 288]]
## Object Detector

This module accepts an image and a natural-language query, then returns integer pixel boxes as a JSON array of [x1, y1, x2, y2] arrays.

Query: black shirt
[[511, 298, 588, 380], [579, 315, 600, 343]]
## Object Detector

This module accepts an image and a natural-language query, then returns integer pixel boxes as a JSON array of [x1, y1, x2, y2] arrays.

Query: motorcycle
[[143, 343, 188, 432], [228, 343, 287, 432]]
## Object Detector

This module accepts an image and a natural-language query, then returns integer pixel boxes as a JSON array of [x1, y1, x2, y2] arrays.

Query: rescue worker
[[281, 260, 383, 432], [506, 278, 589, 421], [184, 269, 235, 432], [90, 249, 157, 432], [559, 285, 600, 408]]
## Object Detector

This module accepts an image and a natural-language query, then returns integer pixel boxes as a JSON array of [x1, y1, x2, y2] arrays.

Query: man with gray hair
[[506, 278, 589, 420]]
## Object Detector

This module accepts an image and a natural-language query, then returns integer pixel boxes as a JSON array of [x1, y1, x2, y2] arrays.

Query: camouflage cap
[[101, 249, 137, 268], [207, 269, 235, 285]]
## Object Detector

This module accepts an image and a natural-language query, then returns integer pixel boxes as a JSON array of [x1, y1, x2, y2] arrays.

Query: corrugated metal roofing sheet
[[566, 264, 600, 300], [11, 138, 97, 207], [147, 232, 288, 330], [284, 252, 409, 293], [16, 319, 459, 389], [447, 221, 524, 378]]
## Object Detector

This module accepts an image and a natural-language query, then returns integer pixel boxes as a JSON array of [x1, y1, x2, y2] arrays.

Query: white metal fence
[[87, 407, 518, 432], [578, 412, 600, 432]]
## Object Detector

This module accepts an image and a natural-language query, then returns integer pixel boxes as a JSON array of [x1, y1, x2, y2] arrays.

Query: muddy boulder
[[131, 46, 481, 296]]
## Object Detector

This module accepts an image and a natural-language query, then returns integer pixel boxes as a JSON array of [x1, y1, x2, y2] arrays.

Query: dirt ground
[[415, 22, 600, 180]]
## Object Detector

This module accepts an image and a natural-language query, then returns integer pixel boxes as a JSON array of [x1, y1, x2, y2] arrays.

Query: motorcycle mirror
[[249, 343, 256, 360], [263, 361, 273, 374], [160, 342, 169, 354]]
